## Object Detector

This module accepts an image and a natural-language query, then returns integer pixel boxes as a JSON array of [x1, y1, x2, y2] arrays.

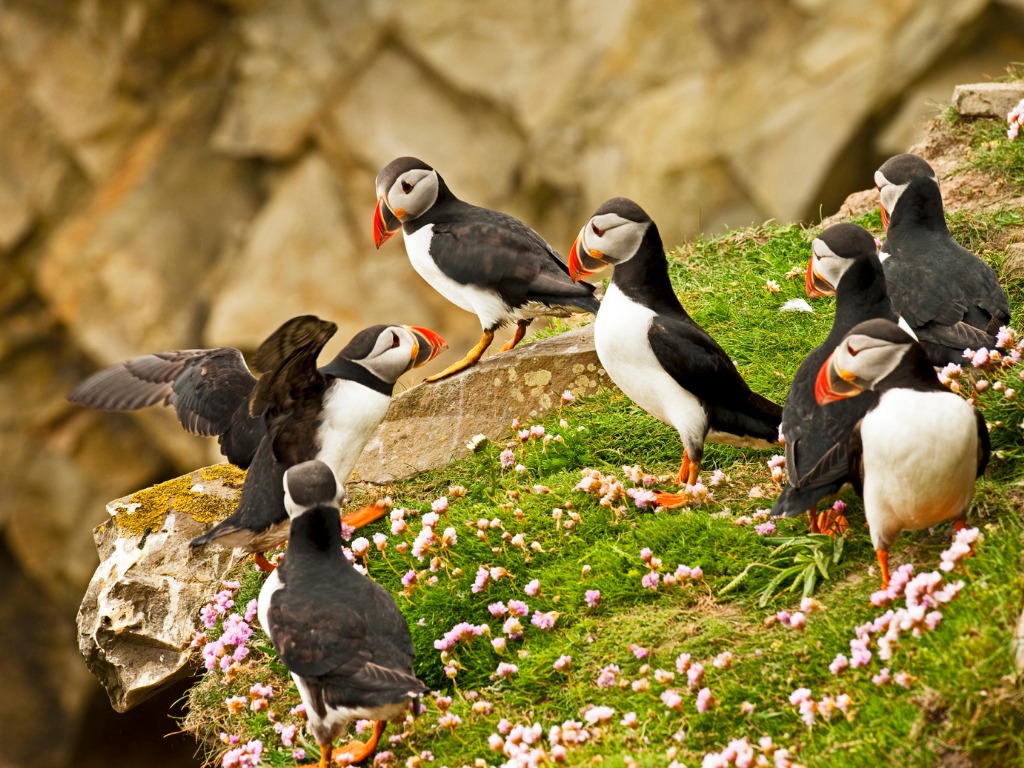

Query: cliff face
[[2, 1, 1023, 766]]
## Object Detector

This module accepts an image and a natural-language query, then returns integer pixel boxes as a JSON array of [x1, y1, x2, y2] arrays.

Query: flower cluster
[[221, 739, 262, 768], [488, 718, 595, 768], [788, 687, 852, 727], [433, 621, 488, 651], [827, 531, 977, 688], [700, 736, 806, 768], [192, 581, 258, 675], [1008, 98, 1024, 140], [639, 547, 704, 591]]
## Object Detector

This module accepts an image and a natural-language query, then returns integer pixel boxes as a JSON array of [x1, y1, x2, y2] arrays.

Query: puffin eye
[[592, 223, 605, 237], [401, 180, 413, 194], [390, 332, 401, 348]]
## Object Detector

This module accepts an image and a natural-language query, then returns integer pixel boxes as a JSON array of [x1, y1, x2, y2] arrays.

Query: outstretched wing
[[67, 348, 263, 467], [249, 316, 337, 464]]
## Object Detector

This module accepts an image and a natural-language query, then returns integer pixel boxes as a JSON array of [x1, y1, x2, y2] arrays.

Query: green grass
[[182, 123, 1024, 768]]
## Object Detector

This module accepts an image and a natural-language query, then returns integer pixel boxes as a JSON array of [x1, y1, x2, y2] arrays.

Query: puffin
[[258, 459, 427, 768], [815, 318, 989, 590], [567, 197, 782, 507], [772, 223, 901, 533], [875, 153, 1010, 366], [68, 316, 446, 570], [373, 156, 600, 382]]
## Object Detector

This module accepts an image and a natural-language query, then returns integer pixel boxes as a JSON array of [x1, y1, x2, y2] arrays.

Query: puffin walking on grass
[[373, 156, 600, 382], [875, 153, 1010, 366], [68, 316, 446, 569], [258, 460, 427, 768], [568, 197, 782, 507], [772, 223, 901, 534], [815, 318, 989, 590]]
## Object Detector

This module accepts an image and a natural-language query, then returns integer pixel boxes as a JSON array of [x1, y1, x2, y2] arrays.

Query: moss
[[116, 464, 245, 538]]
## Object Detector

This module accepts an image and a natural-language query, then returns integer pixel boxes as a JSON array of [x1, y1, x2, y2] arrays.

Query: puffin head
[[374, 156, 441, 248], [874, 153, 938, 229], [815, 319, 917, 405], [283, 460, 344, 518], [568, 197, 652, 281], [805, 223, 880, 298], [339, 324, 447, 383]]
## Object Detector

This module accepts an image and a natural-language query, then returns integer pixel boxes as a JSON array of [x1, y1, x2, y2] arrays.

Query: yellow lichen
[[117, 466, 244, 538]]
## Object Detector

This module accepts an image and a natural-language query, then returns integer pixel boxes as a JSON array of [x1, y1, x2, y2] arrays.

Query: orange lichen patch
[[116, 465, 245, 537]]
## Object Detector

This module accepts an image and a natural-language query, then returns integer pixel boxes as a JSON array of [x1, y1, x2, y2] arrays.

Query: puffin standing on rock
[[815, 318, 989, 590], [875, 153, 1010, 366], [568, 197, 782, 508], [373, 156, 600, 382], [772, 223, 902, 534], [68, 316, 446, 570], [259, 460, 427, 768]]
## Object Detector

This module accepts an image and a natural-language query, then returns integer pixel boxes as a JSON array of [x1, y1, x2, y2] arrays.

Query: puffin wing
[[429, 210, 597, 304], [648, 315, 781, 437], [249, 316, 337, 465], [67, 348, 263, 467]]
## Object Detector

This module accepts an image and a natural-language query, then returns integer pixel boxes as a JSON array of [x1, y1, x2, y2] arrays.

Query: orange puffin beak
[[805, 256, 833, 298], [374, 197, 402, 248], [408, 326, 447, 367], [814, 351, 862, 405], [878, 186, 890, 229], [568, 232, 606, 282]]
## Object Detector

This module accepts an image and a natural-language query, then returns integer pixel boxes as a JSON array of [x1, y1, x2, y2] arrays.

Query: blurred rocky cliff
[[3, 1, 1024, 766]]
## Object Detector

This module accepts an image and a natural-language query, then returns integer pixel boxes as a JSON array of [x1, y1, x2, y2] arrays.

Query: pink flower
[[584, 589, 601, 608], [641, 572, 660, 590], [530, 425, 546, 438], [583, 706, 615, 725], [596, 664, 620, 688], [686, 663, 705, 689], [829, 654, 849, 675], [696, 687, 715, 713], [754, 521, 776, 536], [640, 547, 654, 563], [500, 449, 515, 469], [495, 662, 519, 678], [530, 610, 557, 630], [488, 601, 508, 616], [431, 496, 449, 515], [629, 643, 649, 659], [561, 390, 575, 403], [553, 655, 572, 671], [502, 617, 524, 639], [627, 487, 660, 508], [525, 579, 541, 597], [661, 690, 683, 711], [507, 599, 529, 617]]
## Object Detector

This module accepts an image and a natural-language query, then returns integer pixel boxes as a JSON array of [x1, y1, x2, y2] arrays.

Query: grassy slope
[[183, 115, 1024, 768]]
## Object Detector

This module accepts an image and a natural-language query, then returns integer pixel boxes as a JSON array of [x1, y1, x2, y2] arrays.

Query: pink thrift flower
[[500, 449, 515, 469], [561, 389, 575, 403], [488, 601, 508, 616], [641, 572, 660, 590], [754, 521, 776, 536], [661, 690, 683, 711], [553, 655, 572, 671], [495, 662, 519, 679], [525, 579, 541, 597], [829, 654, 849, 675], [696, 687, 715, 713], [530, 610, 557, 630], [629, 643, 649, 660], [507, 599, 529, 617], [596, 664, 620, 688], [583, 706, 615, 725], [584, 589, 601, 608]]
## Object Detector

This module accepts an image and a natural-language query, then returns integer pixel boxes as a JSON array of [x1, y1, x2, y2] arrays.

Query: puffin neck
[[833, 255, 895, 331], [611, 226, 686, 314], [877, 345, 945, 394], [282, 507, 352, 563], [889, 179, 948, 234], [318, 357, 393, 396]]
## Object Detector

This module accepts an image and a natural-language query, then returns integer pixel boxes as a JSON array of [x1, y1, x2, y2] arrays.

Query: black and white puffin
[[875, 153, 1010, 366], [568, 197, 782, 507], [373, 156, 600, 381], [772, 223, 901, 533], [258, 460, 426, 768], [68, 316, 446, 569], [815, 318, 989, 589]]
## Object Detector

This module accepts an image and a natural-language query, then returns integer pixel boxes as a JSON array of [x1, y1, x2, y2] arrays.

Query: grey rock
[[352, 325, 608, 482], [77, 468, 244, 712], [953, 82, 1024, 118]]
